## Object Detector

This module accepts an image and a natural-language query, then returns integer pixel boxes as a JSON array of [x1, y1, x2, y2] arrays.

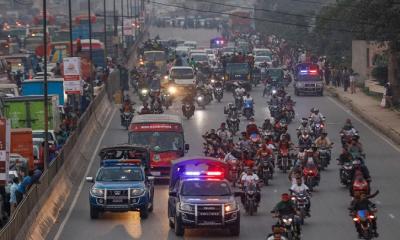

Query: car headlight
[[168, 86, 177, 94], [141, 89, 148, 94], [272, 89, 277, 94], [224, 202, 238, 212], [179, 203, 194, 212], [221, 76, 225, 80], [131, 188, 145, 196], [316, 82, 323, 87], [210, 79, 215, 83], [197, 96, 203, 101], [91, 187, 104, 197]]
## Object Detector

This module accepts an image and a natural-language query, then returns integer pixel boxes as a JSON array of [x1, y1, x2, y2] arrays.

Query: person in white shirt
[[235, 85, 246, 97], [290, 177, 311, 216], [241, 168, 260, 186]]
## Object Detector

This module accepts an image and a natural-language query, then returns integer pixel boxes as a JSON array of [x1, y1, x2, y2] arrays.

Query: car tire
[[90, 206, 99, 219], [140, 205, 149, 219], [229, 214, 240, 236], [175, 216, 184, 236]]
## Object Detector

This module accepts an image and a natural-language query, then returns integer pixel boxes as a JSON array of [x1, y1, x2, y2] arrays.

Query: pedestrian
[[350, 70, 356, 94], [15, 168, 32, 205], [384, 82, 393, 108], [336, 67, 342, 87], [343, 67, 350, 92], [9, 177, 19, 216], [324, 64, 331, 85]]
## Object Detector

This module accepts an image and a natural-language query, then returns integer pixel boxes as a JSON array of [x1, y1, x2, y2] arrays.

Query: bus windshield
[[129, 131, 184, 152], [144, 51, 165, 62], [226, 63, 249, 75], [170, 68, 194, 79]]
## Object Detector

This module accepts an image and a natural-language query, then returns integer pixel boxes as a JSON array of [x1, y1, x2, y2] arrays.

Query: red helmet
[[281, 193, 290, 202]]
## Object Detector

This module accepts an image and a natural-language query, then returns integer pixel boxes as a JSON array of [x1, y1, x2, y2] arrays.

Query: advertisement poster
[[0, 118, 10, 186], [63, 57, 82, 94]]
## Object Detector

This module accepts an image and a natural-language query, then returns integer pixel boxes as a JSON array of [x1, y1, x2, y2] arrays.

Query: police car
[[86, 145, 154, 219], [294, 63, 324, 96], [168, 157, 241, 236]]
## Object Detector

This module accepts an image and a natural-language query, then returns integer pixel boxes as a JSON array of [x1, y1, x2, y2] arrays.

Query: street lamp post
[[88, 0, 94, 98], [68, 0, 73, 57], [103, 0, 107, 58], [43, 0, 49, 171]]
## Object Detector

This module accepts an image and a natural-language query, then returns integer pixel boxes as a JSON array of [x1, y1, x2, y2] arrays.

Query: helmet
[[314, 108, 319, 113], [221, 122, 226, 128]]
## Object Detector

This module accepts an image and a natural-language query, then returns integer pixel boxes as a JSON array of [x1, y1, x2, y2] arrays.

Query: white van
[[169, 66, 196, 88]]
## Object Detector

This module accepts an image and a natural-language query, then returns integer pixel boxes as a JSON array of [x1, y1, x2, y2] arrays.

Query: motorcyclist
[[342, 118, 357, 134], [269, 94, 281, 106], [217, 122, 232, 142], [296, 118, 311, 138], [272, 193, 301, 236], [315, 132, 333, 163], [139, 102, 152, 114], [181, 92, 195, 114], [298, 130, 313, 149], [262, 118, 274, 132], [350, 159, 371, 183], [203, 129, 221, 144], [309, 108, 325, 125], [234, 83, 246, 97], [349, 193, 379, 238], [348, 135, 364, 159], [240, 168, 261, 204], [338, 147, 353, 165], [246, 118, 259, 136], [266, 225, 288, 240], [243, 93, 254, 115], [256, 143, 274, 170], [290, 177, 311, 216]]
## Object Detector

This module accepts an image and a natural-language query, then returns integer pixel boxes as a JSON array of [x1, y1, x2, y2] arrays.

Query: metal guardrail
[[0, 31, 147, 240]]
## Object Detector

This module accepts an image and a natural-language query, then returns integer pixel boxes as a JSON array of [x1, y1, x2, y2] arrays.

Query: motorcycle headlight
[[272, 89, 277, 94], [91, 187, 104, 197], [164, 75, 168, 80], [197, 96, 203, 101], [221, 76, 225, 80], [224, 202, 238, 212], [211, 79, 215, 83], [168, 86, 177, 94], [179, 203, 195, 212], [141, 89, 148, 94], [131, 188, 145, 196]]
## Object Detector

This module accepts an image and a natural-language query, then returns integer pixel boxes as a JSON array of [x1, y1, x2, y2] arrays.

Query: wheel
[[90, 206, 99, 219], [169, 219, 175, 229], [229, 214, 240, 236], [174, 216, 184, 236], [140, 205, 149, 219]]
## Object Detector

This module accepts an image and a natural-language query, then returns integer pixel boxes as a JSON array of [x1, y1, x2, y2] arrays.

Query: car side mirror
[[86, 177, 94, 183], [169, 191, 177, 197], [185, 144, 190, 151]]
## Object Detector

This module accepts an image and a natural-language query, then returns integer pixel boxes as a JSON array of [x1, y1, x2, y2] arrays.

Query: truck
[[129, 114, 189, 179], [86, 145, 155, 219], [224, 62, 253, 91], [168, 157, 241, 236], [21, 79, 65, 105], [11, 128, 34, 171], [3, 95, 60, 131]]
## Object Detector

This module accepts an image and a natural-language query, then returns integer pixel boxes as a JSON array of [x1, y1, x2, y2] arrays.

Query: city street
[[47, 27, 400, 240]]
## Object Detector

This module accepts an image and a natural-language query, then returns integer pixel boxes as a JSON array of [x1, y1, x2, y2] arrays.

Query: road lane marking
[[53, 108, 116, 240], [327, 96, 400, 153]]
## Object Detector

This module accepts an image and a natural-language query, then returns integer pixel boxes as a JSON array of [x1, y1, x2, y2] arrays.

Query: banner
[[0, 118, 10, 186], [63, 57, 82, 94], [123, 19, 134, 36]]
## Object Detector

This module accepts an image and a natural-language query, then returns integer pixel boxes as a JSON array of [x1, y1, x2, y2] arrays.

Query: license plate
[[112, 199, 123, 203], [151, 171, 161, 176]]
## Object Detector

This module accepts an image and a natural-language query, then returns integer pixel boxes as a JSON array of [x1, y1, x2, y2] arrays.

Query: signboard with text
[[63, 57, 82, 94], [0, 118, 10, 186]]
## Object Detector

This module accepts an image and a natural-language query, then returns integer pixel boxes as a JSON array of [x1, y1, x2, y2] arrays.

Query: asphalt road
[[47, 27, 400, 240]]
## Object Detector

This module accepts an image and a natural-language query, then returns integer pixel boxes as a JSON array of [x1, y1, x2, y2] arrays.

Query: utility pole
[[121, 0, 124, 50], [88, 0, 94, 97], [114, 0, 118, 59], [68, 0, 73, 57], [103, 0, 107, 58], [43, 0, 49, 171]]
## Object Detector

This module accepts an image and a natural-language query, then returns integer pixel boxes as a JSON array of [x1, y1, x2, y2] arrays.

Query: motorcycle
[[196, 94, 207, 109], [139, 88, 149, 102], [269, 105, 280, 119], [352, 210, 377, 239], [151, 100, 164, 114], [244, 182, 258, 216], [303, 164, 319, 191], [227, 117, 240, 135], [339, 162, 354, 187], [278, 215, 300, 240], [311, 121, 325, 139], [278, 146, 291, 173], [318, 147, 331, 170], [243, 101, 254, 120], [214, 87, 224, 102], [235, 95, 243, 110], [291, 192, 310, 225], [182, 103, 195, 119], [161, 88, 174, 109], [121, 111, 134, 130], [259, 156, 274, 185]]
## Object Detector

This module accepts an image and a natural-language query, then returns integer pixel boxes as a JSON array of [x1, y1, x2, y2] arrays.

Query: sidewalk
[[326, 86, 400, 145]]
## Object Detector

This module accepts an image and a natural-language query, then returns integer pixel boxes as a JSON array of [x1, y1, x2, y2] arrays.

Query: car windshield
[[181, 180, 231, 196], [192, 54, 208, 62], [96, 167, 143, 181], [144, 52, 165, 61], [32, 132, 55, 142], [255, 56, 271, 62], [170, 68, 194, 79], [254, 50, 271, 56], [226, 63, 249, 74], [129, 131, 184, 152], [296, 75, 322, 81]]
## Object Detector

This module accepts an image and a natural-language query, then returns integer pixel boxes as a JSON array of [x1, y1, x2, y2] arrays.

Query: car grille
[[305, 83, 316, 87], [197, 205, 223, 225], [106, 190, 129, 205]]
